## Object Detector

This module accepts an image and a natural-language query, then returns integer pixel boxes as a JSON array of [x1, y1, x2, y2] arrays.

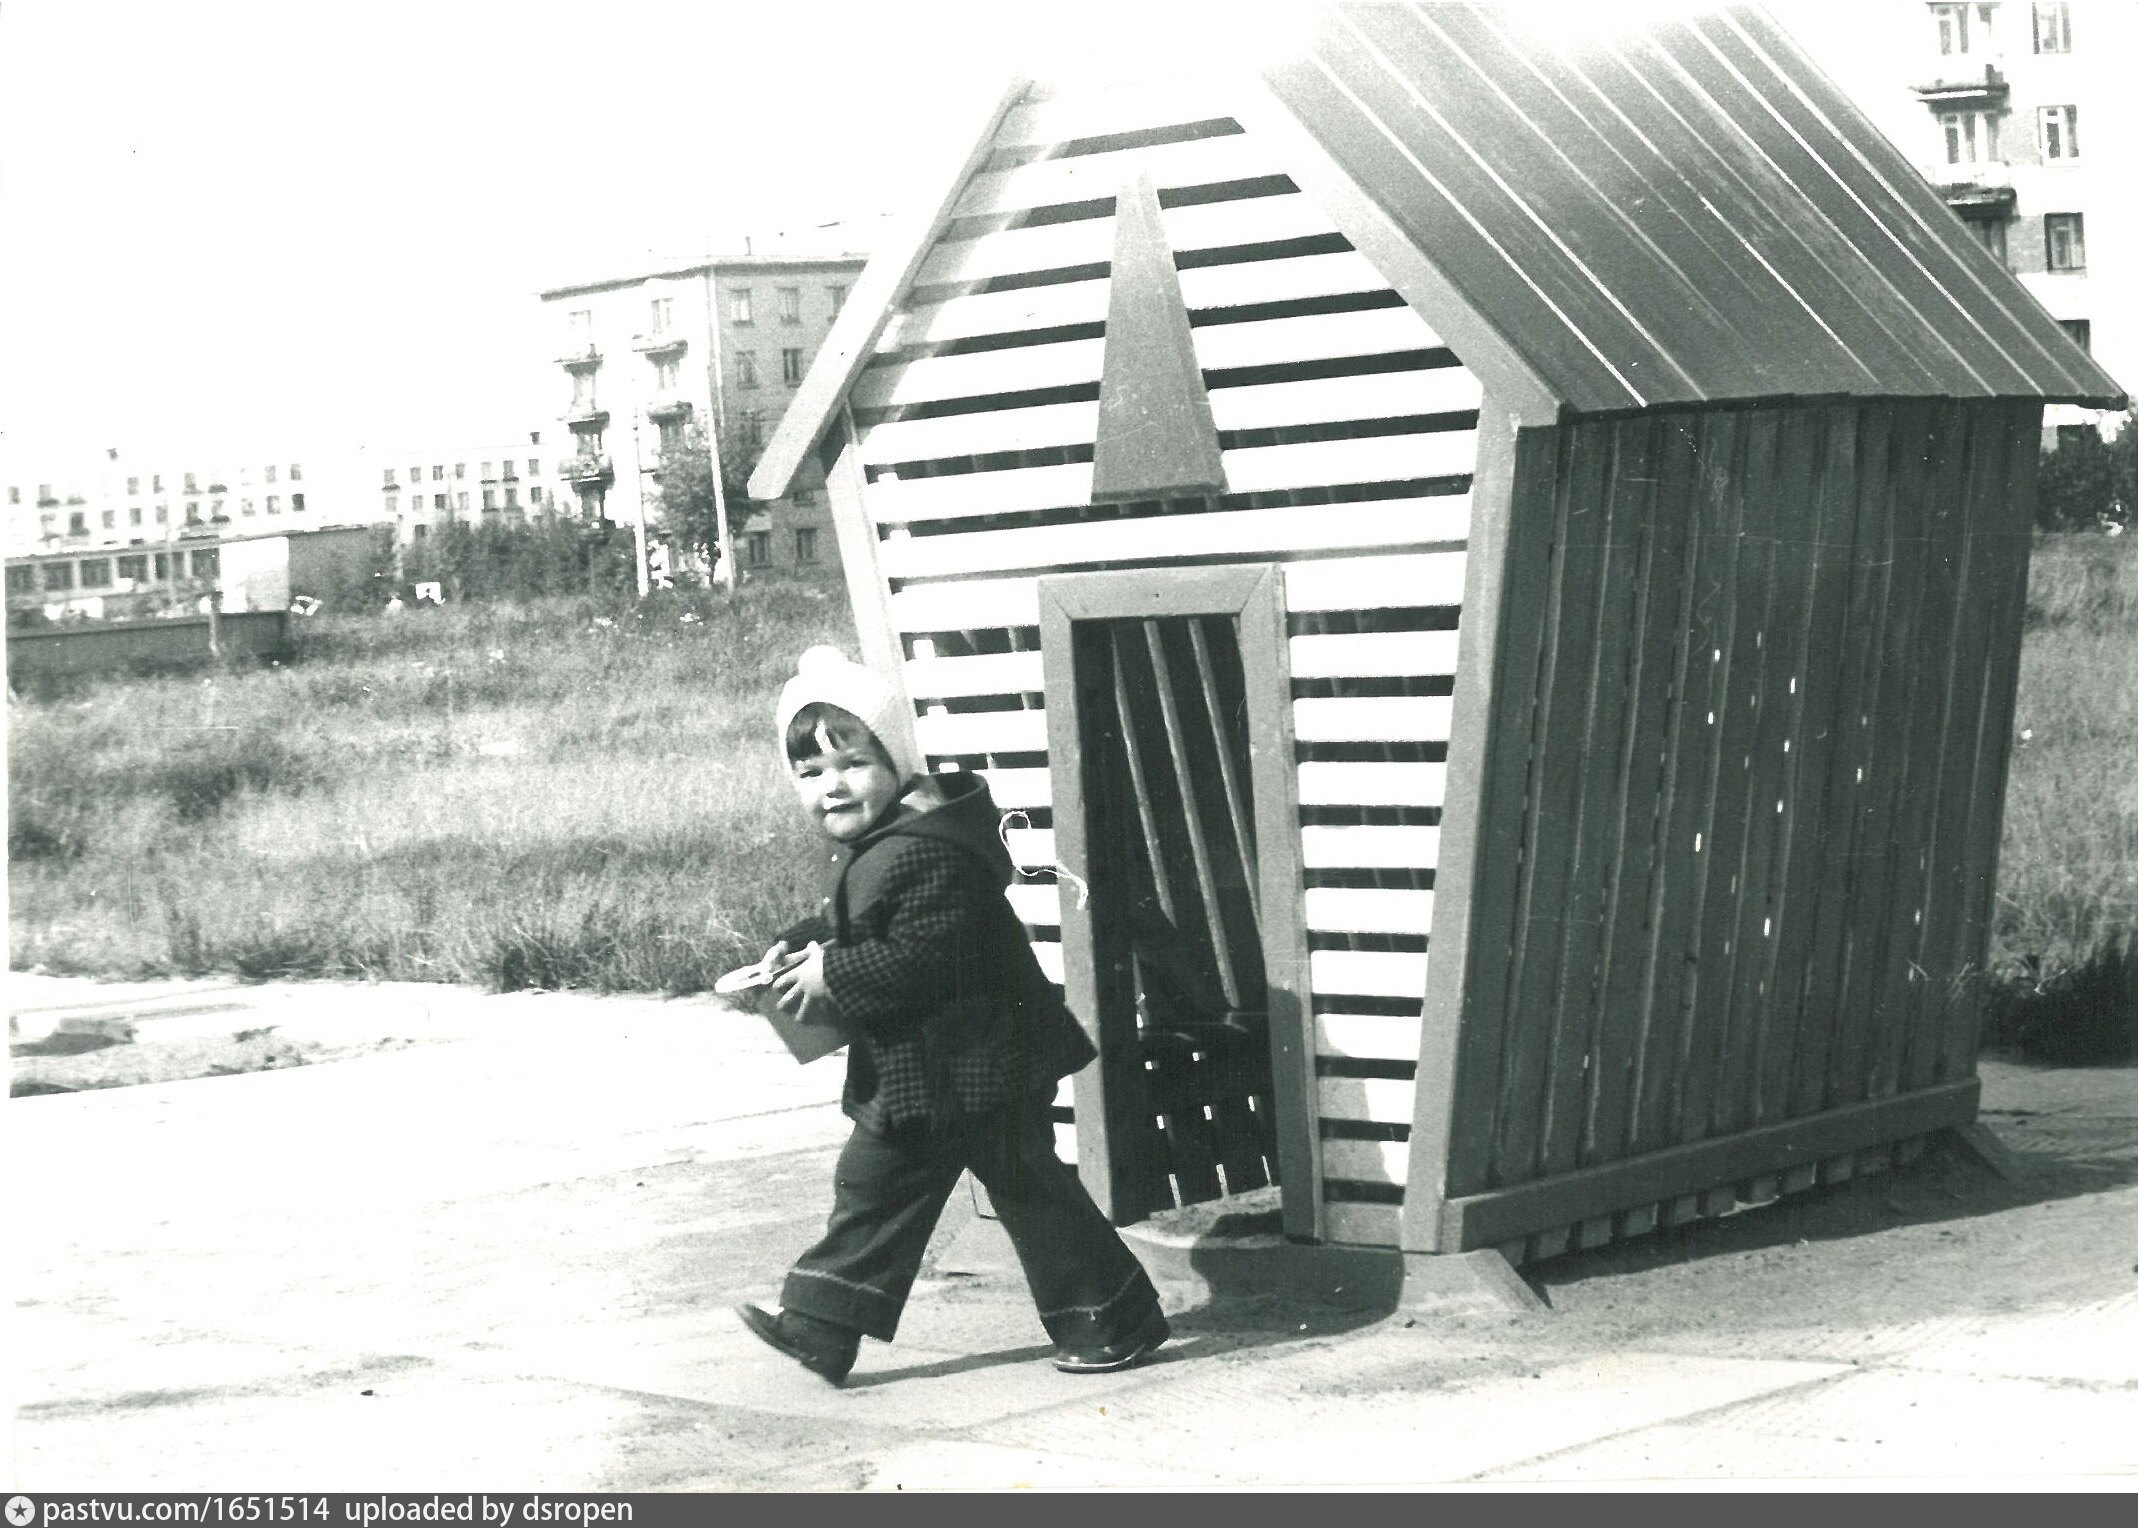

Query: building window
[[291, 493, 305, 512], [42, 562, 74, 591], [184, 472, 198, 493], [747, 530, 772, 567], [529, 486, 543, 506], [741, 407, 764, 447], [794, 527, 818, 564], [289, 464, 302, 482], [190, 549, 219, 578], [79, 558, 112, 588], [385, 494, 400, 516], [2033, 0, 2070, 52], [117, 554, 148, 581], [731, 288, 754, 326], [482, 488, 497, 509], [2039, 104, 2079, 160], [241, 499, 255, 516], [828, 284, 846, 315], [6, 486, 16, 504], [431, 464, 445, 481], [432, 494, 446, 511], [1969, 217, 2009, 264], [155, 504, 168, 524], [101, 509, 116, 528], [655, 356, 680, 390], [778, 286, 801, 324], [264, 465, 277, 484], [267, 496, 279, 513], [527, 459, 539, 476], [186, 502, 201, 524], [504, 486, 519, 510], [6, 564, 35, 593], [412, 524, 429, 541], [481, 461, 494, 479], [2058, 318, 2091, 352], [37, 482, 54, 503], [456, 492, 469, 512], [651, 295, 673, 332], [1939, 108, 1999, 165], [571, 370, 598, 410], [152, 473, 163, 492], [69, 511, 86, 535], [2045, 212, 2086, 270], [502, 459, 518, 480], [211, 499, 225, 520], [736, 351, 760, 388], [384, 467, 397, 485], [129, 505, 143, 526], [781, 347, 804, 385], [454, 462, 466, 479], [1932, 2, 1998, 55], [126, 476, 140, 495]]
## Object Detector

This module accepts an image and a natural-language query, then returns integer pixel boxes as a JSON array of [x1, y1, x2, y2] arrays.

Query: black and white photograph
[[5, 0, 2134, 1494]]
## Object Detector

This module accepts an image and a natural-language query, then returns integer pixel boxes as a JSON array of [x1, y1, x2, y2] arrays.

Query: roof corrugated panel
[[1261, 2, 2124, 413]]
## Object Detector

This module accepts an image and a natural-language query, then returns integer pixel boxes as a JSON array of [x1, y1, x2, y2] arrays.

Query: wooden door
[[1040, 566, 1312, 1227]]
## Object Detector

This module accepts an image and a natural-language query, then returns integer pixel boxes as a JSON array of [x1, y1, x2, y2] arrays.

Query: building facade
[[1787, 0, 2134, 438], [539, 243, 867, 577], [360, 435, 560, 544], [1, 443, 335, 559]]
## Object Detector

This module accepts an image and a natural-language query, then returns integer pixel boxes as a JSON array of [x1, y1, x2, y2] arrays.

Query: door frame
[[1037, 563, 1318, 1234]]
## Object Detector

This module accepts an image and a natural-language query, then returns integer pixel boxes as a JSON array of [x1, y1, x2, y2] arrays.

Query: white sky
[[0, 1, 1899, 463]]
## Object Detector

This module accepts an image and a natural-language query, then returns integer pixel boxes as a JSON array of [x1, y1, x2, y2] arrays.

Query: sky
[[0, 0, 1900, 464]]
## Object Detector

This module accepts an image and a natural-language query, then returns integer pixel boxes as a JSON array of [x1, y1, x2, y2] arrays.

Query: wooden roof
[[751, 3, 2123, 499]]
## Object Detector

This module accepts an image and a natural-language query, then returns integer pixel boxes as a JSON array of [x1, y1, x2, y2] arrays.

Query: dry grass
[[9, 539, 2136, 1058], [8, 579, 855, 994]]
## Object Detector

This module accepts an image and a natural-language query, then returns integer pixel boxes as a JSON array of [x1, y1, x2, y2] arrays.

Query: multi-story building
[[538, 235, 869, 577], [360, 435, 560, 544], [1, 442, 336, 559], [1788, 0, 2133, 439]]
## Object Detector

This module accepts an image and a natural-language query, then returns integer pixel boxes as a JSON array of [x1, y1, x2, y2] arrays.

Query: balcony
[[557, 342, 602, 370], [565, 405, 611, 431], [634, 330, 688, 358], [1912, 63, 2006, 106], [558, 453, 615, 486], [646, 392, 694, 421]]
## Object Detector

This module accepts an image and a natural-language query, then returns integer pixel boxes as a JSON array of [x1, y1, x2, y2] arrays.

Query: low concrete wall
[[6, 610, 290, 682]]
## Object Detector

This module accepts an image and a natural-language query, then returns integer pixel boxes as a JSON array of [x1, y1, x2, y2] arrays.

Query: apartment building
[[539, 237, 867, 576], [1790, 0, 2133, 437], [363, 436, 559, 544], [1, 442, 330, 559]]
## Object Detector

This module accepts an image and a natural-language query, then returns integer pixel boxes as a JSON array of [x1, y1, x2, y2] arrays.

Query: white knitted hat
[[774, 645, 925, 782]]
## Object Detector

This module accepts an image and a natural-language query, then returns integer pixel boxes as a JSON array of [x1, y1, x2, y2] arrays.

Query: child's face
[[791, 736, 904, 842]]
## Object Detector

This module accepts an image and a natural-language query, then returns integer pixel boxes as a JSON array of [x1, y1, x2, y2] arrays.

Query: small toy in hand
[[714, 942, 846, 1063]]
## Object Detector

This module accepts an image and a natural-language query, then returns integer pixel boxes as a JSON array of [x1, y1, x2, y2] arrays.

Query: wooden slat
[[1319, 1137, 1408, 1185], [1309, 949, 1428, 1000], [974, 765, 1053, 809], [990, 80, 1239, 150], [912, 194, 1336, 291], [1222, 432, 1478, 495], [853, 338, 1105, 411], [1292, 695, 1452, 744], [1317, 1075, 1415, 1123], [859, 401, 1098, 468], [1054, 1122, 1079, 1164], [877, 496, 1472, 580], [1176, 250, 1403, 312], [1315, 1011, 1425, 1061], [867, 463, 1093, 525], [1004, 881, 1061, 928], [1323, 1201, 1401, 1246], [885, 280, 1110, 350], [902, 649, 1046, 699], [1296, 760, 1446, 807], [1303, 887, 1434, 936], [955, 129, 1275, 217], [912, 706, 1050, 757], [1006, 829, 1057, 869], [1299, 825, 1439, 869], [1290, 631, 1460, 679], [890, 576, 1039, 633], [1209, 368, 1484, 433], [1284, 551, 1467, 610], [1032, 940, 1064, 984], [1192, 306, 1445, 373]]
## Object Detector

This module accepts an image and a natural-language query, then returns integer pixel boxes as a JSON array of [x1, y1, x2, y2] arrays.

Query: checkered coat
[[781, 772, 1096, 1133]]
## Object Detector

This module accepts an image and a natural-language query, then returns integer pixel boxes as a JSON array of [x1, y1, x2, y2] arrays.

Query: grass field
[[9, 541, 2137, 1051]]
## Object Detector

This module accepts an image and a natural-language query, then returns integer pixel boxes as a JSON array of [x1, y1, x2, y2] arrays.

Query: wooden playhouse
[[750, 3, 2124, 1266]]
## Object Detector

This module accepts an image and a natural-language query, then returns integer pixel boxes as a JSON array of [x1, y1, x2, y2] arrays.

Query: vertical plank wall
[[841, 78, 1483, 1239], [1414, 399, 2039, 1257]]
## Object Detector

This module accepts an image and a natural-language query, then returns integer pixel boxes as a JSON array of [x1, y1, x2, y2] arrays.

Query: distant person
[[734, 646, 1169, 1386]]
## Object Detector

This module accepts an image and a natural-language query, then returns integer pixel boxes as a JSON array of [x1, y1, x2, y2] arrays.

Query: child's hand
[[760, 940, 793, 973], [771, 941, 832, 1020]]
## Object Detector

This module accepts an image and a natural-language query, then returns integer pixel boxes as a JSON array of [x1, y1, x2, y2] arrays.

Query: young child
[[735, 645, 1169, 1386]]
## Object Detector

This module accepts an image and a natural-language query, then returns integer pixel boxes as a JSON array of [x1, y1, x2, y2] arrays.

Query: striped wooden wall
[[1408, 398, 2039, 1261], [841, 78, 1484, 1239]]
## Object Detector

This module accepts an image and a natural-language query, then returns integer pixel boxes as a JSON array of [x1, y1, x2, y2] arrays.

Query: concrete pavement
[[7, 973, 2135, 1490]]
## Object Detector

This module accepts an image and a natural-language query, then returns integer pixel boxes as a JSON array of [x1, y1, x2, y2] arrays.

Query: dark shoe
[[1053, 1306, 1170, 1374], [736, 1303, 859, 1385]]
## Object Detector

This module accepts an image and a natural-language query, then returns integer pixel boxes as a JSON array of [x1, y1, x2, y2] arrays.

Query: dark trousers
[[780, 1089, 1161, 1346]]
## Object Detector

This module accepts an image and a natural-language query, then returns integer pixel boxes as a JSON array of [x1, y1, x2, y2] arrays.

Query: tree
[[2036, 411, 2136, 532], [651, 418, 759, 587]]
